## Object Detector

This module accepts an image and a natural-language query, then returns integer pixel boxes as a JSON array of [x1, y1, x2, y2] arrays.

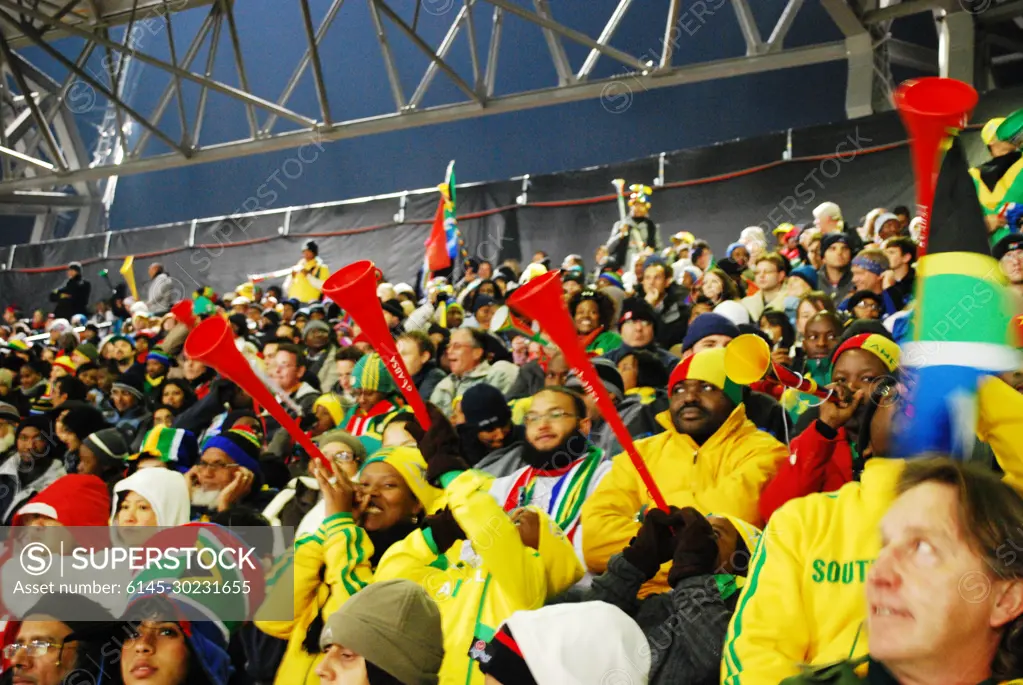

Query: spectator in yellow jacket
[[284, 240, 330, 304], [255, 446, 442, 685], [582, 347, 786, 597], [376, 405, 584, 685], [721, 377, 1023, 685]]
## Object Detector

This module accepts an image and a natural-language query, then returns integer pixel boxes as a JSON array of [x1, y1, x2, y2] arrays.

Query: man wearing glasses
[[4, 594, 119, 685], [429, 328, 519, 418], [486, 387, 611, 573]]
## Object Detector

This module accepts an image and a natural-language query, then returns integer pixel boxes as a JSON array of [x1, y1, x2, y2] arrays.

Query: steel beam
[[660, 0, 681, 68], [975, 0, 1023, 23], [862, 0, 956, 24], [367, 0, 407, 110], [0, 0, 316, 127], [191, 8, 222, 149], [0, 40, 848, 191], [484, 6, 503, 97], [939, 10, 975, 84], [533, 0, 573, 85], [462, 0, 481, 92], [731, 0, 764, 55], [0, 29, 67, 171], [889, 38, 939, 72], [298, 0, 333, 125], [374, 0, 481, 104], [132, 8, 214, 155], [163, 7, 191, 146], [578, 0, 633, 79], [0, 190, 97, 207], [821, 0, 874, 118], [262, 0, 344, 134], [0, 144, 55, 171], [409, 2, 471, 108], [480, 0, 647, 71], [766, 0, 805, 52], [220, 0, 259, 136]]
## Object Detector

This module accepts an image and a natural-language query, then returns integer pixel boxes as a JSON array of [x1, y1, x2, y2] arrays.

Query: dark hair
[[276, 343, 307, 369], [618, 349, 669, 389], [398, 330, 436, 359], [535, 386, 587, 421], [54, 376, 87, 403], [77, 361, 99, 375], [691, 240, 711, 260], [569, 290, 616, 333], [807, 309, 843, 333], [759, 310, 796, 349], [336, 346, 365, 363], [158, 378, 197, 412], [703, 268, 741, 302], [884, 236, 917, 263], [892, 205, 910, 217]]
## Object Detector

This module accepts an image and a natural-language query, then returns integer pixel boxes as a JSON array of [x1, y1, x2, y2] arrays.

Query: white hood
[[504, 602, 650, 685], [112, 468, 190, 526]]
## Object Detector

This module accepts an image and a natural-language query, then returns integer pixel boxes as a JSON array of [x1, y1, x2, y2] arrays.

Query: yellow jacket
[[374, 470, 583, 685], [582, 405, 787, 596], [255, 513, 374, 685], [721, 377, 1023, 685], [286, 258, 329, 303]]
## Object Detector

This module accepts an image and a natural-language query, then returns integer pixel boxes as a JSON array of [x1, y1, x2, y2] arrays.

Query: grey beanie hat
[[320, 579, 443, 685], [82, 427, 130, 466]]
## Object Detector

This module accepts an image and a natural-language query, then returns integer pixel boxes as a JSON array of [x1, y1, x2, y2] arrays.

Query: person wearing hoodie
[[457, 383, 524, 467], [759, 330, 901, 522], [78, 427, 131, 489], [582, 347, 786, 597], [316, 579, 444, 685], [0, 415, 66, 524], [112, 467, 192, 527], [397, 330, 447, 403], [255, 445, 442, 685], [474, 601, 650, 685], [374, 412, 585, 685], [720, 380, 1023, 685], [121, 596, 235, 685], [53, 402, 108, 472], [111, 371, 152, 442]]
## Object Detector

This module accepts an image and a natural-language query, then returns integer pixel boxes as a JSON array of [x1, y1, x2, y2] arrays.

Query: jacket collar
[[654, 403, 751, 452], [459, 361, 492, 380]]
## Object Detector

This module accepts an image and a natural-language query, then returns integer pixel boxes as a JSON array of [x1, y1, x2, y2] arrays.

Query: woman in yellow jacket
[[255, 446, 442, 685], [374, 467, 584, 685], [721, 376, 1023, 685]]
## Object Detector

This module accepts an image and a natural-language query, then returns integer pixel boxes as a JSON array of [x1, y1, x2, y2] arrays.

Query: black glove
[[621, 506, 683, 580], [422, 507, 465, 551], [413, 403, 470, 487], [667, 508, 720, 588]]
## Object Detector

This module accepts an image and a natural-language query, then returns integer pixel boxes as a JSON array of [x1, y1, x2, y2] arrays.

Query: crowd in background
[[0, 150, 1022, 685]]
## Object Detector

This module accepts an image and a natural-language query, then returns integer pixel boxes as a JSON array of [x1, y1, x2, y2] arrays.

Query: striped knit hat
[[52, 356, 77, 376], [82, 427, 130, 468], [668, 347, 743, 406], [832, 332, 900, 372], [133, 426, 199, 472], [351, 353, 397, 395], [202, 426, 262, 474]]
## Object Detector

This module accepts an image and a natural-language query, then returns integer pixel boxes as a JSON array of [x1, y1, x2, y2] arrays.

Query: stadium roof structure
[[0, 0, 1020, 232]]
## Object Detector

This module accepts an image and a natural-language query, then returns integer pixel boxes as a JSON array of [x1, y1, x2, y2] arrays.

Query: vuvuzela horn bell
[[507, 270, 668, 512], [322, 261, 432, 431], [184, 316, 329, 467], [724, 333, 833, 402], [894, 77, 978, 256], [171, 299, 196, 328]]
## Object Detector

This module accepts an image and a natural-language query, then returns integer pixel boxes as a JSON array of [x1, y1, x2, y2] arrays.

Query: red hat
[[12, 474, 112, 526]]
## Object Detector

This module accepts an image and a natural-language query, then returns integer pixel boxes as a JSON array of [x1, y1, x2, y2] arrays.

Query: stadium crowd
[[0, 109, 1022, 685]]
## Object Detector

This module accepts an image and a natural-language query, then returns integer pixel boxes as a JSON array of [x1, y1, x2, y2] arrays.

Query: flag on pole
[[894, 134, 1019, 458], [423, 160, 462, 277]]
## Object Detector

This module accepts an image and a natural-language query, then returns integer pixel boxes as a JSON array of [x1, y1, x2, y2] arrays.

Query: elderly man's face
[[9, 618, 78, 685], [867, 481, 1023, 676]]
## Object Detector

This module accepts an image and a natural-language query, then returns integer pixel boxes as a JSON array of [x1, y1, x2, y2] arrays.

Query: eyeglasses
[[3, 640, 70, 659], [524, 409, 576, 425], [197, 460, 234, 472]]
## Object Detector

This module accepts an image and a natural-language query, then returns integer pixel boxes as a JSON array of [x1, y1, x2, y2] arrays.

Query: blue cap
[[681, 313, 741, 353], [789, 265, 819, 289]]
